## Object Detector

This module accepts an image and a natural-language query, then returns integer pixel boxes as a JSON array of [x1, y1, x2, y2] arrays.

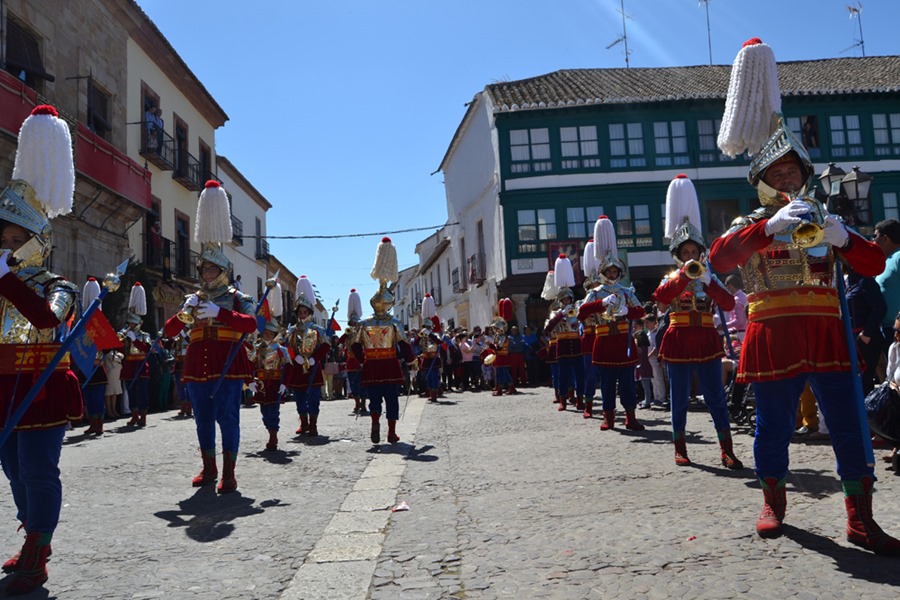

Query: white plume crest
[[593, 217, 617, 260], [664, 176, 702, 240], [82, 278, 101, 312], [347, 289, 363, 320], [541, 271, 559, 301], [295, 277, 315, 308], [269, 282, 284, 318], [128, 283, 147, 316], [12, 112, 75, 218], [422, 294, 437, 319], [194, 183, 233, 244], [370, 238, 399, 283], [582, 241, 599, 277], [554, 255, 575, 288]]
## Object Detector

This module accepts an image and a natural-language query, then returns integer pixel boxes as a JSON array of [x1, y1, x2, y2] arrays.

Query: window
[[609, 123, 646, 168], [884, 192, 899, 221], [87, 80, 111, 140], [198, 141, 212, 182], [615, 204, 652, 248], [829, 115, 863, 158], [653, 121, 689, 166], [4, 19, 54, 88], [510, 128, 551, 173], [560, 126, 600, 169], [175, 213, 191, 278], [517, 208, 557, 253], [786, 115, 821, 159], [566, 206, 604, 240], [873, 113, 900, 157]]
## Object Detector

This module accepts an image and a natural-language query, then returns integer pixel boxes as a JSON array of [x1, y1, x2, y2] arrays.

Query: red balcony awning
[[75, 123, 151, 210], [0, 69, 38, 138]]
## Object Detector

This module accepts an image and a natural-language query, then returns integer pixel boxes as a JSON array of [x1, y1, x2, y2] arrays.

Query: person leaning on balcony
[[708, 38, 899, 553]]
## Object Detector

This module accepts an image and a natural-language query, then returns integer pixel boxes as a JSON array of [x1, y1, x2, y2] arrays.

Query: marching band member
[[284, 276, 331, 438], [341, 288, 365, 414], [540, 271, 560, 404], [544, 255, 583, 411], [248, 281, 286, 450], [172, 329, 191, 417], [653, 175, 741, 469], [164, 180, 257, 494], [120, 282, 151, 428], [580, 236, 602, 418], [79, 277, 109, 436], [348, 238, 414, 444], [488, 298, 516, 396], [578, 216, 645, 431], [709, 39, 899, 552], [419, 293, 443, 402], [0, 105, 81, 594]]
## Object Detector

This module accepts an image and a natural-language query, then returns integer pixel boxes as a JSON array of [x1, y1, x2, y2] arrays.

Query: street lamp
[[818, 163, 873, 234]]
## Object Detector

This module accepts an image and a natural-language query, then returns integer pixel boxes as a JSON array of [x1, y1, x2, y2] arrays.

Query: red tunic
[[577, 300, 644, 367], [0, 272, 82, 430], [709, 220, 885, 382], [284, 339, 331, 390], [653, 270, 735, 363], [352, 342, 414, 386], [163, 298, 257, 383]]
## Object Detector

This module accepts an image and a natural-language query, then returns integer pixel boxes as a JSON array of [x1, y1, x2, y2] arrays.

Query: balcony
[[451, 267, 467, 293], [466, 252, 486, 285], [75, 123, 152, 210], [231, 215, 243, 245], [431, 287, 442, 306], [140, 125, 176, 171], [255, 239, 269, 261], [144, 234, 173, 272], [172, 149, 202, 191]]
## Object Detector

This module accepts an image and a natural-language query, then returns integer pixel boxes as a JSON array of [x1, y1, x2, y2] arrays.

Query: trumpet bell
[[684, 260, 707, 280], [791, 221, 825, 249], [177, 310, 195, 325]]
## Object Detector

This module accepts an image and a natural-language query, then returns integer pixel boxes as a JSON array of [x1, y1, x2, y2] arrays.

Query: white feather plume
[[554, 255, 575, 288], [541, 271, 559, 301], [12, 110, 75, 218], [82, 278, 101, 312], [194, 182, 233, 244], [295, 276, 315, 308], [370, 238, 399, 283], [582, 241, 599, 277], [347, 289, 363, 320], [129, 282, 147, 316], [717, 39, 782, 158], [422, 294, 437, 319], [664, 176, 702, 240], [269, 282, 284, 318], [593, 217, 617, 260]]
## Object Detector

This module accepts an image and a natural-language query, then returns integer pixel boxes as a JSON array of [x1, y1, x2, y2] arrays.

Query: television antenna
[[605, 0, 632, 68], [699, 0, 713, 65], [841, 1, 866, 56]]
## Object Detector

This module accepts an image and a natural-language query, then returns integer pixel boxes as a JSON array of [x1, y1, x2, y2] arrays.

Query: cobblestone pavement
[[0, 386, 898, 599]]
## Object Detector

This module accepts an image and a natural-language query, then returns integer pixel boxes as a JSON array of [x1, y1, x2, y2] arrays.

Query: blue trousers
[[175, 372, 189, 403], [368, 384, 400, 420], [129, 378, 149, 411], [557, 356, 584, 398], [0, 427, 66, 533], [667, 360, 731, 434], [348, 371, 362, 397], [186, 380, 242, 454], [293, 385, 322, 416], [598, 365, 637, 411], [583, 355, 597, 400], [423, 364, 441, 391], [84, 383, 105, 418], [753, 371, 873, 481], [495, 366, 512, 387], [260, 402, 280, 430], [550, 363, 559, 395]]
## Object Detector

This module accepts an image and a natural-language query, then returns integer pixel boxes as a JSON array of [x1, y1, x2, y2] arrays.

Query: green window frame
[[517, 208, 557, 254], [560, 126, 600, 169], [829, 114, 863, 158], [609, 123, 646, 168], [566, 206, 604, 240], [615, 204, 652, 248], [510, 128, 552, 174], [653, 121, 689, 166], [786, 116, 822, 159], [884, 192, 899, 221], [873, 113, 900, 157]]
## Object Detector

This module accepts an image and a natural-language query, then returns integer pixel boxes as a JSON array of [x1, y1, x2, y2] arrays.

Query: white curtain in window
[[510, 130, 529, 145], [511, 146, 531, 161]]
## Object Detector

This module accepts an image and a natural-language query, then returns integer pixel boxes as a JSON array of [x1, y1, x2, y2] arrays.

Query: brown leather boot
[[583, 401, 593, 419], [307, 415, 318, 437], [126, 410, 139, 426], [192, 449, 218, 487], [492, 386, 503, 397], [757, 477, 786, 538], [5, 532, 51, 595], [718, 431, 743, 470], [370, 413, 381, 443], [674, 432, 691, 466], [296, 414, 309, 435], [507, 385, 518, 395], [387, 419, 400, 444], [600, 410, 615, 430], [217, 451, 237, 494], [138, 410, 147, 428], [624, 410, 645, 431], [265, 429, 278, 451], [844, 477, 900, 555]]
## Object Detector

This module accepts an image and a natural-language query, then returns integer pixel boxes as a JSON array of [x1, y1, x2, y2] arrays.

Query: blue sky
[[137, 0, 899, 324]]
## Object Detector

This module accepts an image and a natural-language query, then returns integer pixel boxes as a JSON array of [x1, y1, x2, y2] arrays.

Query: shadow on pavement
[[153, 486, 287, 543], [244, 449, 302, 465], [781, 524, 900, 586]]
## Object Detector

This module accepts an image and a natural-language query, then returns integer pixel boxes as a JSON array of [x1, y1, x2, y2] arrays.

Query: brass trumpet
[[565, 306, 578, 318], [790, 197, 828, 249], [683, 260, 707, 280], [177, 291, 208, 325]]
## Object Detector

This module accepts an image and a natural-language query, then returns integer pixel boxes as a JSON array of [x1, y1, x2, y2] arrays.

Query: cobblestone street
[[4, 386, 900, 599]]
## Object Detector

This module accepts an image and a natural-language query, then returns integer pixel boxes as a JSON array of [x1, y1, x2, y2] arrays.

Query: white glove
[[821, 214, 849, 248], [0, 251, 10, 279], [613, 301, 629, 317], [764, 200, 810, 236], [183, 294, 200, 308], [279, 384, 287, 395], [195, 301, 220, 320], [125, 330, 137, 342], [248, 382, 258, 394], [307, 357, 316, 368], [698, 270, 712, 285], [601, 294, 617, 307], [294, 354, 305, 365]]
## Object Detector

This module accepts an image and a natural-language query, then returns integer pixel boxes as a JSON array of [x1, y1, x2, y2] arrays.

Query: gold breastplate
[[362, 324, 397, 349], [742, 242, 833, 293]]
